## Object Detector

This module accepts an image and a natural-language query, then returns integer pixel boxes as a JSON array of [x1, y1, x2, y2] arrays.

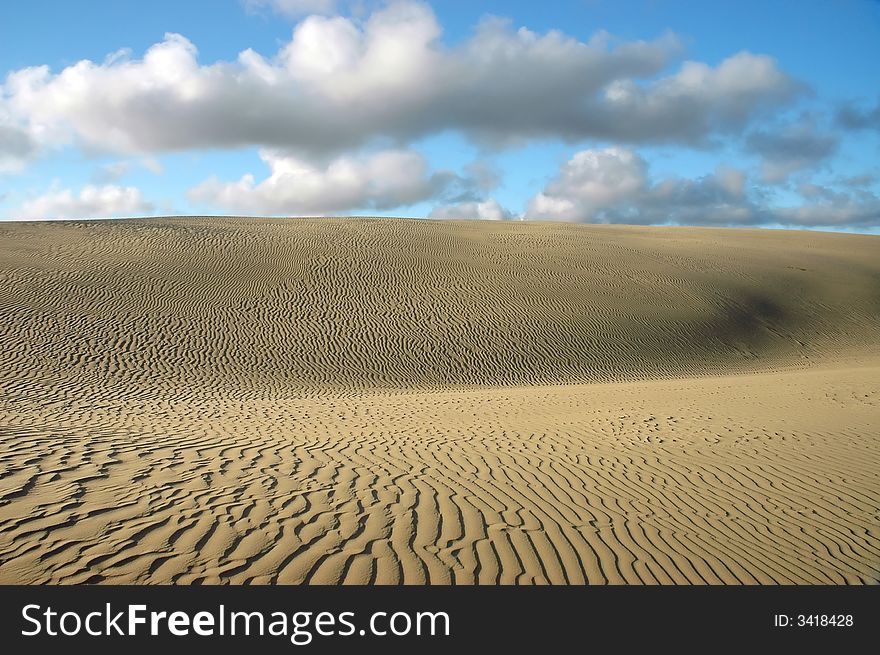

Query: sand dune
[[0, 217, 878, 584]]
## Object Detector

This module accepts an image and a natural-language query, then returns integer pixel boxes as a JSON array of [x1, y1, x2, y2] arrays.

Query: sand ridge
[[0, 218, 878, 584]]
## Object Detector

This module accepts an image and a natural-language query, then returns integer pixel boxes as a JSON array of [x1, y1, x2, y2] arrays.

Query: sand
[[0, 217, 877, 584]]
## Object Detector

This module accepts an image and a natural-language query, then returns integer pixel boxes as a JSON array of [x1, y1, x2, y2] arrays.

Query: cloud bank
[[1, 2, 798, 162], [523, 147, 879, 228]]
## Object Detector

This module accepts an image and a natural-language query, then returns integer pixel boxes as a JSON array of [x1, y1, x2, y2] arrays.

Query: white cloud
[[525, 147, 757, 224], [525, 147, 880, 228], [188, 148, 443, 214], [11, 184, 154, 220], [91, 160, 130, 183], [429, 198, 513, 220], [244, 0, 336, 17], [141, 157, 164, 175], [0, 2, 798, 164], [90, 157, 164, 184], [595, 51, 801, 144], [527, 147, 646, 220]]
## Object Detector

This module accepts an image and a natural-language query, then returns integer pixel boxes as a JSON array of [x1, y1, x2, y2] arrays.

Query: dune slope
[[1, 218, 878, 394], [0, 218, 877, 584]]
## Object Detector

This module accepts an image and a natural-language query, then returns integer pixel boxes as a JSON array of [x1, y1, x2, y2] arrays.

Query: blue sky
[[1, 0, 879, 231]]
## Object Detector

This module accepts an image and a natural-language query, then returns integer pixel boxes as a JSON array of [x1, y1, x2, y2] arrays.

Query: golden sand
[[0, 218, 877, 583]]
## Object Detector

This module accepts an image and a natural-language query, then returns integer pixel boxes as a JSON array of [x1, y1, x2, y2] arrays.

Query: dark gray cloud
[[838, 173, 876, 188], [837, 99, 880, 131], [781, 182, 880, 227], [745, 118, 838, 182]]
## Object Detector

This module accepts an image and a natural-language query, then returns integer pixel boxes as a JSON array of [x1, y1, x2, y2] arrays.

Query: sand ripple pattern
[[1, 218, 878, 395], [0, 218, 878, 584], [1, 368, 877, 584]]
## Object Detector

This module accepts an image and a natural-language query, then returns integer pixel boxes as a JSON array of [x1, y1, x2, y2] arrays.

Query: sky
[[1, 0, 879, 232]]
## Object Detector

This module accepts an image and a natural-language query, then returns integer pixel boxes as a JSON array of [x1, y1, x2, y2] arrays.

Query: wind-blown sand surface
[[0, 217, 878, 584]]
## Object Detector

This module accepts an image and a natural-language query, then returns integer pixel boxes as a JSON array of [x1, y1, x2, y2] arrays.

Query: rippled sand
[[1, 218, 877, 584]]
